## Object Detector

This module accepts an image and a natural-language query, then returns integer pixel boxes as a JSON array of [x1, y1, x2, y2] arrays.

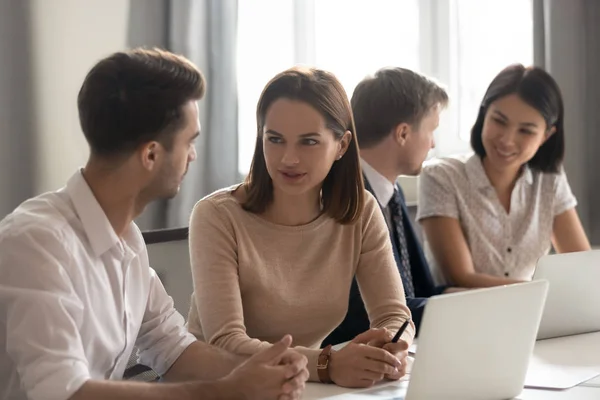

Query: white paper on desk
[[408, 338, 418, 355], [581, 374, 600, 388], [524, 331, 600, 389]]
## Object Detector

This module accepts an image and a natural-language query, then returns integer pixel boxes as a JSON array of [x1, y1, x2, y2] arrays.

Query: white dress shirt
[[360, 159, 395, 208], [417, 154, 577, 281], [361, 158, 397, 230], [0, 171, 195, 400]]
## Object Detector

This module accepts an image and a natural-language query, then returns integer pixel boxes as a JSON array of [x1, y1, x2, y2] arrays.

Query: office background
[[1, 0, 599, 244]]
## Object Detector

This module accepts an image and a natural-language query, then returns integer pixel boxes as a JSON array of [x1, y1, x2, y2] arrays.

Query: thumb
[[251, 334, 292, 364], [383, 339, 409, 353]]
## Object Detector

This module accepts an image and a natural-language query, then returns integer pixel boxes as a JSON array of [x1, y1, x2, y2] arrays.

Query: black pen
[[391, 319, 411, 343]]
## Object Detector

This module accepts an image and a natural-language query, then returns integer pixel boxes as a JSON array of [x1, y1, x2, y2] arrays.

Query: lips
[[494, 146, 517, 159], [281, 171, 305, 177], [279, 170, 307, 181]]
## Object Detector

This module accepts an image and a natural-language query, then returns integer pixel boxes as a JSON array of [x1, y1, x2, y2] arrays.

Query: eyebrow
[[265, 129, 322, 138], [492, 109, 539, 128]]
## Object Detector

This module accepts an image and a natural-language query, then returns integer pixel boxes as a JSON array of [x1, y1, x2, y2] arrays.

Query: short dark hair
[[351, 67, 448, 148], [471, 64, 565, 173], [243, 67, 364, 224], [77, 47, 205, 157]]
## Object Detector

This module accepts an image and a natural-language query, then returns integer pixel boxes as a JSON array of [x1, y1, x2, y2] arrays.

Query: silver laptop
[[406, 280, 548, 400], [533, 250, 600, 340]]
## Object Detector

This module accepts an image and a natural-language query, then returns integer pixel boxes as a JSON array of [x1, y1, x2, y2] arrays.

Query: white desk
[[304, 378, 600, 399], [308, 335, 600, 399], [303, 356, 600, 399]]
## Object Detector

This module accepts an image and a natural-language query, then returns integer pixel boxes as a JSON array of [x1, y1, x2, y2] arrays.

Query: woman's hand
[[351, 328, 410, 381], [328, 329, 402, 388]]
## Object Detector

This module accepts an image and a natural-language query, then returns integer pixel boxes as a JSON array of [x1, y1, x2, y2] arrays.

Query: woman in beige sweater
[[187, 67, 414, 388]]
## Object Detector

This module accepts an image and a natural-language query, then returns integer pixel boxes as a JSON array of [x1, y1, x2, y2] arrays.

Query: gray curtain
[[0, 0, 36, 218], [129, 0, 239, 230], [533, 0, 600, 245]]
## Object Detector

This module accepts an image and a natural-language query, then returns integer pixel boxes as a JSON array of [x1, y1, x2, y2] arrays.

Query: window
[[237, 0, 533, 176], [236, 0, 294, 175]]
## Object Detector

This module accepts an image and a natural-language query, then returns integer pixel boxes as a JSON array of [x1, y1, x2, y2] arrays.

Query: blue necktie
[[388, 188, 415, 298]]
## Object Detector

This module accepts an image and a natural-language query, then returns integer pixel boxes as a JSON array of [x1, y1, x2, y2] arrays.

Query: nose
[[497, 128, 518, 148], [189, 144, 197, 163], [281, 145, 300, 166], [431, 137, 436, 149]]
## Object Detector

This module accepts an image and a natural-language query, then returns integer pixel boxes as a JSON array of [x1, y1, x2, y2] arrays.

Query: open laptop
[[405, 280, 548, 400], [533, 250, 600, 340]]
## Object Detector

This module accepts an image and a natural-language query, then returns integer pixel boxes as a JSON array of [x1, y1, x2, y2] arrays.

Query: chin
[[410, 165, 423, 176], [273, 179, 319, 197], [161, 186, 181, 200]]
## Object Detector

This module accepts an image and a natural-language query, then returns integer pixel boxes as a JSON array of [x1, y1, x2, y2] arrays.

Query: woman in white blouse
[[417, 64, 590, 288]]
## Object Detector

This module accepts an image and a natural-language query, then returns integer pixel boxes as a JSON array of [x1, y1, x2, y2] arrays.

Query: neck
[[360, 147, 401, 184], [263, 186, 322, 226], [481, 157, 522, 194], [82, 159, 148, 236]]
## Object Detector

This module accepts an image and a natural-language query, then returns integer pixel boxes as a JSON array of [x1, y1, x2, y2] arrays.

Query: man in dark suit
[[324, 68, 457, 345]]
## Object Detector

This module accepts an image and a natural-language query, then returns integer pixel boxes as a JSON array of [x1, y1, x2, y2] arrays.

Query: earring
[[337, 154, 342, 160]]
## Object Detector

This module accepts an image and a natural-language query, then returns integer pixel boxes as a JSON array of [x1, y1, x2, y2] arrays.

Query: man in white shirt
[[0, 48, 308, 400]]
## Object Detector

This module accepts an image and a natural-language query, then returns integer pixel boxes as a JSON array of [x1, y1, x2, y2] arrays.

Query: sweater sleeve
[[355, 192, 416, 344], [187, 197, 322, 380]]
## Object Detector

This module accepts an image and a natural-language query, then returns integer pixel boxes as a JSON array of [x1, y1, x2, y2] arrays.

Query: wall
[[29, 0, 130, 193], [543, 0, 590, 232], [0, 0, 36, 217]]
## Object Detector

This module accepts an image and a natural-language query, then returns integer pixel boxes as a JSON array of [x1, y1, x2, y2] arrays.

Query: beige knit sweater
[[186, 187, 414, 381]]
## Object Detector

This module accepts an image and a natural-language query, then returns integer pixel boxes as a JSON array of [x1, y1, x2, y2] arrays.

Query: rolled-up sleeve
[[552, 168, 578, 217], [135, 268, 196, 376], [0, 230, 90, 400]]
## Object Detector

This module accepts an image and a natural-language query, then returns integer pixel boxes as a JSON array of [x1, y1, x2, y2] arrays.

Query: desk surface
[[313, 336, 600, 399], [303, 379, 600, 400], [303, 362, 600, 399]]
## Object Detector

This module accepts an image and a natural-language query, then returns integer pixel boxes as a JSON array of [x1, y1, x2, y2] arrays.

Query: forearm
[[69, 379, 236, 400], [162, 341, 245, 382]]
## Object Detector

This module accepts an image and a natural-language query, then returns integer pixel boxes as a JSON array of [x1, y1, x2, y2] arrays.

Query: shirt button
[[507, 247, 512, 253]]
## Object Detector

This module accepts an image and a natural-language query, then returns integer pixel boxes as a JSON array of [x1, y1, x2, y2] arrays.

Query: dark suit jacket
[[322, 178, 446, 346]]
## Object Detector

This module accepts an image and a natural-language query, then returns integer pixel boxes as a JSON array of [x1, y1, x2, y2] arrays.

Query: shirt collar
[[361, 159, 396, 207], [466, 154, 534, 190], [65, 170, 144, 257]]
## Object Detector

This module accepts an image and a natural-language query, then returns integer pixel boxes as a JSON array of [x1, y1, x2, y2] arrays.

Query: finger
[[283, 361, 304, 379], [282, 372, 307, 393], [358, 379, 376, 388], [280, 353, 308, 374], [382, 342, 409, 356], [285, 368, 308, 388], [361, 357, 398, 376], [360, 367, 388, 382], [383, 340, 409, 353], [281, 353, 307, 379], [368, 331, 393, 348], [362, 346, 402, 368], [289, 387, 304, 400], [252, 335, 292, 364], [398, 357, 408, 376], [385, 371, 402, 381], [386, 360, 407, 381]]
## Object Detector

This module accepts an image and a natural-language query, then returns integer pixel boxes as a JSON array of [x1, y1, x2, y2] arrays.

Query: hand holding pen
[[382, 319, 411, 381]]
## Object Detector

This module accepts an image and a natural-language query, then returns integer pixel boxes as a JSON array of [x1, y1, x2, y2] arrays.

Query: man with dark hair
[[0, 48, 307, 400], [324, 67, 456, 345]]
